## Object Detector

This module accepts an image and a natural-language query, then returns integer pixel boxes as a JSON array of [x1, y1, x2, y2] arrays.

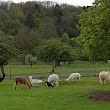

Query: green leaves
[[0, 35, 16, 65], [77, 0, 110, 61], [35, 39, 74, 63], [25, 54, 37, 68]]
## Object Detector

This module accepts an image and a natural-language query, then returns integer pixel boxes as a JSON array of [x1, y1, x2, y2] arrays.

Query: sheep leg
[[55, 82, 59, 87], [100, 79, 103, 84], [78, 77, 81, 81]]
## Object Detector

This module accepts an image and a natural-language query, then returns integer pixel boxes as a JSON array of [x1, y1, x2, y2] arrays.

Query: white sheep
[[99, 71, 110, 84], [48, 74, 59, 87], [29, 76, 43, 87], [65, 73, 81, 82]]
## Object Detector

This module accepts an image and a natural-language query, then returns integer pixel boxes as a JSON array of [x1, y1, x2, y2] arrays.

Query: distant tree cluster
[[0, 1, 83, 73], [1, 0, 110, 70], [0, 1, 82, 54]]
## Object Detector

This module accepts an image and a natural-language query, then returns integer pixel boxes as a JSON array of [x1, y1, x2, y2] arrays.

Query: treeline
[[0, 1, 82, 54], [1, 0, 110, 68]]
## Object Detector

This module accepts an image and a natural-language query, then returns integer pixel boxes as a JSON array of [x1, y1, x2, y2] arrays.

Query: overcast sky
[[2, 0, 94, 6]]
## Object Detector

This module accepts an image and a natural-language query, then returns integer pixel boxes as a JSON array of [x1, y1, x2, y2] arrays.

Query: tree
[[35, 39, 74, 72], [4, 19, 23, 35], [61, 33, 70, 43], [9, 3, 25, 22], [0, 34, 15, 65], [61, 6, 81, 38], [52, 4, 63, 36], [4, 3, 25, 35], [15, 27, 42, 53], [25, 54, 37, 69], [25, 12, 35, 29], [0, 34, 16, 79], [77, 0, 110, 61], [40, 18, 57, 39]]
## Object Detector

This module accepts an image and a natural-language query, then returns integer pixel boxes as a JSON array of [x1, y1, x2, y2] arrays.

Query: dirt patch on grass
[[88, 90, 110, 102]]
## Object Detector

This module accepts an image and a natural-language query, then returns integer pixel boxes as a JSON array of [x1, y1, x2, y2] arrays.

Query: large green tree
[[0, 34, 15, 65], [77, 0, 110, 61], [35, 39, 74, 72], [0, 34, 16, 77]]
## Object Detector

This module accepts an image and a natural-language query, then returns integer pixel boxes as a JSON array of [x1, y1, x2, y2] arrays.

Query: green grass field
[[3, 61, 110, 75], [0, 77, 110, 110], [1, 61, 110, 109]]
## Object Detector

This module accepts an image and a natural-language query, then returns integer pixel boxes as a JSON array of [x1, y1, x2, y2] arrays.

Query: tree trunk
[[51, 58, 55, 73], [93, 60, 96, 73], [1, 65, 5, 74]]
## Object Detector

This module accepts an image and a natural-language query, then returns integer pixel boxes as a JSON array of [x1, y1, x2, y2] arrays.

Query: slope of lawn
[[0, 77, 110, 110]]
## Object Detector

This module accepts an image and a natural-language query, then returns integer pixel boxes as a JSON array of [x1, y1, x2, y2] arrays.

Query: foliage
[[25, 54, 37, 68], [0, 34, 16, 65], [36, 39, 74, 63], [40, 18, 57, 39], [77, 0, 110, 61], [0, 1, 82, 54], [15, 28, 43, 53], [61, 33, 70, 43], [16, 53, 26, 64]]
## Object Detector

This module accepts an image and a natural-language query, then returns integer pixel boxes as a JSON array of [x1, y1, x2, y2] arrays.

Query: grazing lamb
[[99, 71, 110, 84], [14, 76, 30, 90], [48, 74, 59, 87], [45, 82, 53, 88], [65, 73, 81, 82], [29, 76, 43, 87]]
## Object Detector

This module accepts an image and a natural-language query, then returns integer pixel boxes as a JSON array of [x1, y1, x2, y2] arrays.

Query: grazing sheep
[[65, 73, 81, 82], [29, 76, 43, 87], [99, 71, 110, 84], [14, 76, 30, 90], [48, 74, 59, 87], [45, 82, 53, 88]]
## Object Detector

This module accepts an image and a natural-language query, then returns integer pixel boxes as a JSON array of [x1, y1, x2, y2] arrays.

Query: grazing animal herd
[[0, 65, 110, 89], [13, 73, 80, 89], [1, 65, 110, 89], [12, 71, 110, 90]]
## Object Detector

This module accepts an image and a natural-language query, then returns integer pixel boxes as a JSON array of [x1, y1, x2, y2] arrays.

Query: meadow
[[1, 61, 110, 110], [0, 77, 110, 110], [3, 61, 110, 76]]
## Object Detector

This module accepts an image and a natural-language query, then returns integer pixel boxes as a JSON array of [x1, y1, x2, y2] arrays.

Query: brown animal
[[14, 76, 30, 90]]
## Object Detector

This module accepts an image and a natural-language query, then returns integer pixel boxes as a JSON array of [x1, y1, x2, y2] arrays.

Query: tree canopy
[[77, 0, 110, 61], [0, 34, 15, 66], [0, 1, 82, 54], [35, 39, 74, 63]]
